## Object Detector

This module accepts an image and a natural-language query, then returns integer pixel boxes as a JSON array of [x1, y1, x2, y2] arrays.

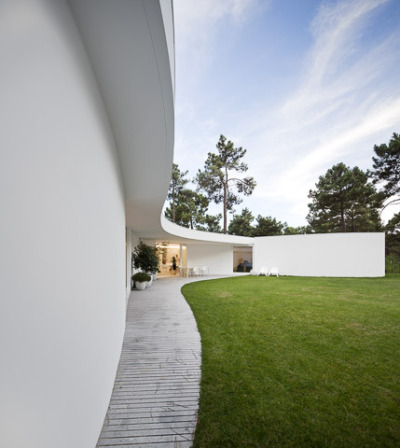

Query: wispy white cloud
[[173, 0, 400, 225], [307, 0, 388, 82], [174, 0, 265, 49], [173, 0, 269, 176], [173, 0, 268, 80], [248, 0, 400, 223], [281, 0, 392, 122], [269, 96, 400, 200]]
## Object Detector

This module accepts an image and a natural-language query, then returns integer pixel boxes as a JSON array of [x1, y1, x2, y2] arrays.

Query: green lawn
[[182, 275, 400, 448]]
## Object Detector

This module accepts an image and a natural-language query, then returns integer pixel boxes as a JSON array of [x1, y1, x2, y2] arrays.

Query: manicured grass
[[182, 275, 400, 447]]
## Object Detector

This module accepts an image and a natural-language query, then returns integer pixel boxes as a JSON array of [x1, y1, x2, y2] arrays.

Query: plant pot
[[146, 273, 153, 287], [135, 281, 147, 290], [153, 272, 158, 280]]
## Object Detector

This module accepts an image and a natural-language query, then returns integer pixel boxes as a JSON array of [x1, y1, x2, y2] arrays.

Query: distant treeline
[[165, 133, 400, 271]]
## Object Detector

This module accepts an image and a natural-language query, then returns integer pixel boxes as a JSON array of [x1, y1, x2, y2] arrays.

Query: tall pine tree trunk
[[172, 184, 176, 222], [340, 200, 346, 232], [223, 167, 228, 234], [223, 183, 227, 233]]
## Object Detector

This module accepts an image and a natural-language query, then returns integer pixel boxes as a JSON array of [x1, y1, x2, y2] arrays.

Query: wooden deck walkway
[[96, 276, 210, 448]]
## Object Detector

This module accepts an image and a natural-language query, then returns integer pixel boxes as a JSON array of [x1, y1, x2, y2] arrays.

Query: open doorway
[[156, 242, 187, 277], [233, 246, 253, 272]]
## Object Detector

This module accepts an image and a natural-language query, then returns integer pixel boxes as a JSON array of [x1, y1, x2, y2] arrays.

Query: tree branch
[[380, 197, 400, 212], [227, 178, 247, 184]]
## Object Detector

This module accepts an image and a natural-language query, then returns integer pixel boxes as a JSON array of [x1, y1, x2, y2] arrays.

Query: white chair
[[191, 267, 200, 276], [259, 267, 268, 276], [270, 267, 279, 277], [199, 266, 208, 276]]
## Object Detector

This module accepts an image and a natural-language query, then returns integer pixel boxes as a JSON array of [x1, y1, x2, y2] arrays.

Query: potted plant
[[147, 273, 153, 287], [132, 242, 160, 279], [132, 272, 151, 290]]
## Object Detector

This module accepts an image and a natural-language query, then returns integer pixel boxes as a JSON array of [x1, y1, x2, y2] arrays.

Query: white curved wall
[[253, 233, 385, 277], [161, 218, 385, 277], [0, 1, 126, 447], [68, 0, 175, 238], [159, 0, 175, 98], [161, 215, 254, 245], [0, 3, 385, 447], [187, 243, 234, 275]]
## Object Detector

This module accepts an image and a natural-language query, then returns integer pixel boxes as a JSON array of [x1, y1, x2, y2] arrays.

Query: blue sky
[[173, 0, 400, 227]]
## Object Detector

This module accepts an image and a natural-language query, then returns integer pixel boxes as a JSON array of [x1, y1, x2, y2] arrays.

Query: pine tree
[[369, 132, 400, 210], [228, 208, 254, 236], [252, 215, 287, 236], [307, 163, 382, 232], [167, 163, 189, 223], [196, 214, 223, 233], [165, 188, 208, 229], [195, 135, 256, 233]]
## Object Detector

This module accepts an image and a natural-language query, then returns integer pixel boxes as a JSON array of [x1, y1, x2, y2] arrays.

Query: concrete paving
[[96, 276, 224, 448]]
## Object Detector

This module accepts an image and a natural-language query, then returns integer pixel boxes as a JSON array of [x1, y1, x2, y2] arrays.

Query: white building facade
[[0, 1, 175, 447], [0, 1, 385, 447]]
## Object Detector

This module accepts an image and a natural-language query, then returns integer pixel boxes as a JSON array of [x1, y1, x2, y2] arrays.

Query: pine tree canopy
[[195, 135, 256, 233], [370, 132, 400, 208], [307, 163, 383, 232]]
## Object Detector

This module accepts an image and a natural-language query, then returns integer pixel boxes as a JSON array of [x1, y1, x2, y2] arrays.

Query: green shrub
[[132, 272, 151, 282], [386, 254, 400, 273], [132, 242, 159, 273]]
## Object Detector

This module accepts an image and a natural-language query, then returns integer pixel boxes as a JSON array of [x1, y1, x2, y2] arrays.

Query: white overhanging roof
[[160, 216, 254, 246], [70, 0, 251, 247], [69, 0, 174, 235]]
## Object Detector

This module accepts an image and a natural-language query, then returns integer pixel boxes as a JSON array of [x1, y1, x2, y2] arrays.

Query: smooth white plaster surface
[[0, 1, 126, 446], [0, 1, 386, 447], [159, 0, 175, 98], [187, 243, 234, 275], [160, 218, 384, 277], [253, 233, 385, 277], [161, 216, 254, 245], [69, 0, 175, 238]]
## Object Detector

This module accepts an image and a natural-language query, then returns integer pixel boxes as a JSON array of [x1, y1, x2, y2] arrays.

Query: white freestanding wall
[[161, 218, 385, 278], [253, 233, 385, 277], [187, 243, 234, 275]]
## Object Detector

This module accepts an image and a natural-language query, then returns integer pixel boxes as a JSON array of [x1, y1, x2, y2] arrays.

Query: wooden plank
[[97, 433, 193, 446], [96, 277, 213, 448]]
